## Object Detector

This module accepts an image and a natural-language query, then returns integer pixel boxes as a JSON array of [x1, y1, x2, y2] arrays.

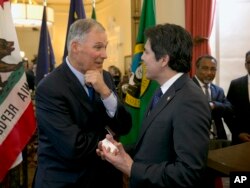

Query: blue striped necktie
[[86, 85, 94, 100], [150, 88, 163, 110]]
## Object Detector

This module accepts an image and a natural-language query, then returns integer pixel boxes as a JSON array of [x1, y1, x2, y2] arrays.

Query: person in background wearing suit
[[97, 23, 211, 188], [193, 55, 233, 141], [32, 18, 132, 188], [25, 60, 35, 91], [227, 50, 250, 144]]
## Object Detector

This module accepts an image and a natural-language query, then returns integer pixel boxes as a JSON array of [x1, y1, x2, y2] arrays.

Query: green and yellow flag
[[91, 2, 96, 20], [120, 0, 158, 146]]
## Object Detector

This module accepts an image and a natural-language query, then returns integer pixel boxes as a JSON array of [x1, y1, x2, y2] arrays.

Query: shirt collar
[[66, 57, 85, 86], [161, 73, 184, 94], [195, 75, 210, 87]]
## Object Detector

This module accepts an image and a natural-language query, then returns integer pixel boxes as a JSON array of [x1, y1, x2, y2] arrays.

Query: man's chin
[[203, 80, 211, 84], [94, 67, 103, 73]]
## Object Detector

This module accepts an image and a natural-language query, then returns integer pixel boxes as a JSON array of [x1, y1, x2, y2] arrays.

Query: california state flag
[[0, 0, 36, 181]]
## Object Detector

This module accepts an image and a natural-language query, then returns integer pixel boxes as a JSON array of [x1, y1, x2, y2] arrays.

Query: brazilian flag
[[120, 0, 159, 146]]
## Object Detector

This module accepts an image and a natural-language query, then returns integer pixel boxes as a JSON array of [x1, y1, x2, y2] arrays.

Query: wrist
[[100, 87, 112, 99]]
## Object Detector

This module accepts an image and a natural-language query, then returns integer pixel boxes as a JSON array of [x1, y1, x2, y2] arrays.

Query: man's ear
[[71, 41, 79, 53], [161, 55, 169, 67]]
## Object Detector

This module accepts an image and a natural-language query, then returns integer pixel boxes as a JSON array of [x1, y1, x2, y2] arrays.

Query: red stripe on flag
[[0, 102, 36, 182]]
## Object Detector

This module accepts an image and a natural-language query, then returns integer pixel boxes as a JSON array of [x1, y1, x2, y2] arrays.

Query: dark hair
[[144, 23, 193, 73], [195, 55, 217, 68], [108, 65, 121, 77], [245, 50, 250, 60]]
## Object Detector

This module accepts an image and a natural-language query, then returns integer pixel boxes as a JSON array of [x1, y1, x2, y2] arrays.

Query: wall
[[15, 0, 185, 75], [211, 0, 250, 93], [14, 0, 249, 98], [157, 0, 250, 94], [156, 0, 185, 26], [16, 27, 40, 61]]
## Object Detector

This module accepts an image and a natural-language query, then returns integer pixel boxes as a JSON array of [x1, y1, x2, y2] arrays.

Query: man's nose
[[101, 49, 107, 59]]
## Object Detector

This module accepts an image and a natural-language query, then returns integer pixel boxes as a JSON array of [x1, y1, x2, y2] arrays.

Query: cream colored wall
[[15, 0, 131, 74], [16, 27, 40, 61], [91, 0, 132, 73], [211, 0, 250, 94], [156, 0, 185, 26], [50, 0, 131, 74], [49, 4, 69, 65], [16, 0, 185, 75]]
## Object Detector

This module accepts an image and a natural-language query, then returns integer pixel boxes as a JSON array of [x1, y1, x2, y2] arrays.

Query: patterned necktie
[[86, 85, 94, 101], [150, 88, 163, 110], [204, 84, 211, 101]]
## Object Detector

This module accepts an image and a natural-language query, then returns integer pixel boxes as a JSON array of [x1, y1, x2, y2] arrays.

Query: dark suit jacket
[[130, 74, 211, 188], [193, 77, 233, 139], [33, 62, 132, 188], [227, 75, 250, 144], [25, 69, 35, 90]]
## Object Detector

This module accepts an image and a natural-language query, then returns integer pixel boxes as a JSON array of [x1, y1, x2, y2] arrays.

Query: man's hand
[[96, 134, 133, 177], [85, 70, 111, 99], [239, 133, 250, 142]]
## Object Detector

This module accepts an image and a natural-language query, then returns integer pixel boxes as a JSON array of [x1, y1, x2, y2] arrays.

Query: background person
[[97, 23, 211, 188], [32, 18, 132, 188], [108, 65, 122, 89], [25, 60, 35, 91], [227, 50, 250, 144], [193, 55, 233, 142]]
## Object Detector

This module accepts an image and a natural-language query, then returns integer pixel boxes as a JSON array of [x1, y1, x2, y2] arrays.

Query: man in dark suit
[[193, 55, 233, 141], [227, 50, 250, 144], [32, 18, 132, 188], [25, 61, 35, 91], [97, 23, 211, 188]]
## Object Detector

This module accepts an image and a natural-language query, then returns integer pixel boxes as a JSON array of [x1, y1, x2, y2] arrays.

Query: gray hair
[[67, 18, 105, 51]]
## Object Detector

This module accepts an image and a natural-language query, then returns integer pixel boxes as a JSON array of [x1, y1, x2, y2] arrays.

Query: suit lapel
[[136, 88, 174, 146], [61, 62, 94, 112], [241, 76, 249, 102], [210, 84, 215, 101], [136, 74, 190, 149]]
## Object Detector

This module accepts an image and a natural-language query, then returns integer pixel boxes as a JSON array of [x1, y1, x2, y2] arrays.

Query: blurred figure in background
[[108, 65, 121, 89], [227, 50, 250, 144], [193, 55, 233, 143], [31, 55, 37, 77], [25, 60, 35, 91]]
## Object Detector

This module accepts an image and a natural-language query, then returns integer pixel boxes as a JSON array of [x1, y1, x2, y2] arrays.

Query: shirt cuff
[[102, 91, 117, 117]]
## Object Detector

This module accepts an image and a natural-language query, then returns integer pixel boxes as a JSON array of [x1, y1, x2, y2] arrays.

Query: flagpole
[[91, 0, 97, 20]]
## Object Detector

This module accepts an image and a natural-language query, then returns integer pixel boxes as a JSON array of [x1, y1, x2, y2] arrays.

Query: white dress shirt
[[66, 57, 117, 117]]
